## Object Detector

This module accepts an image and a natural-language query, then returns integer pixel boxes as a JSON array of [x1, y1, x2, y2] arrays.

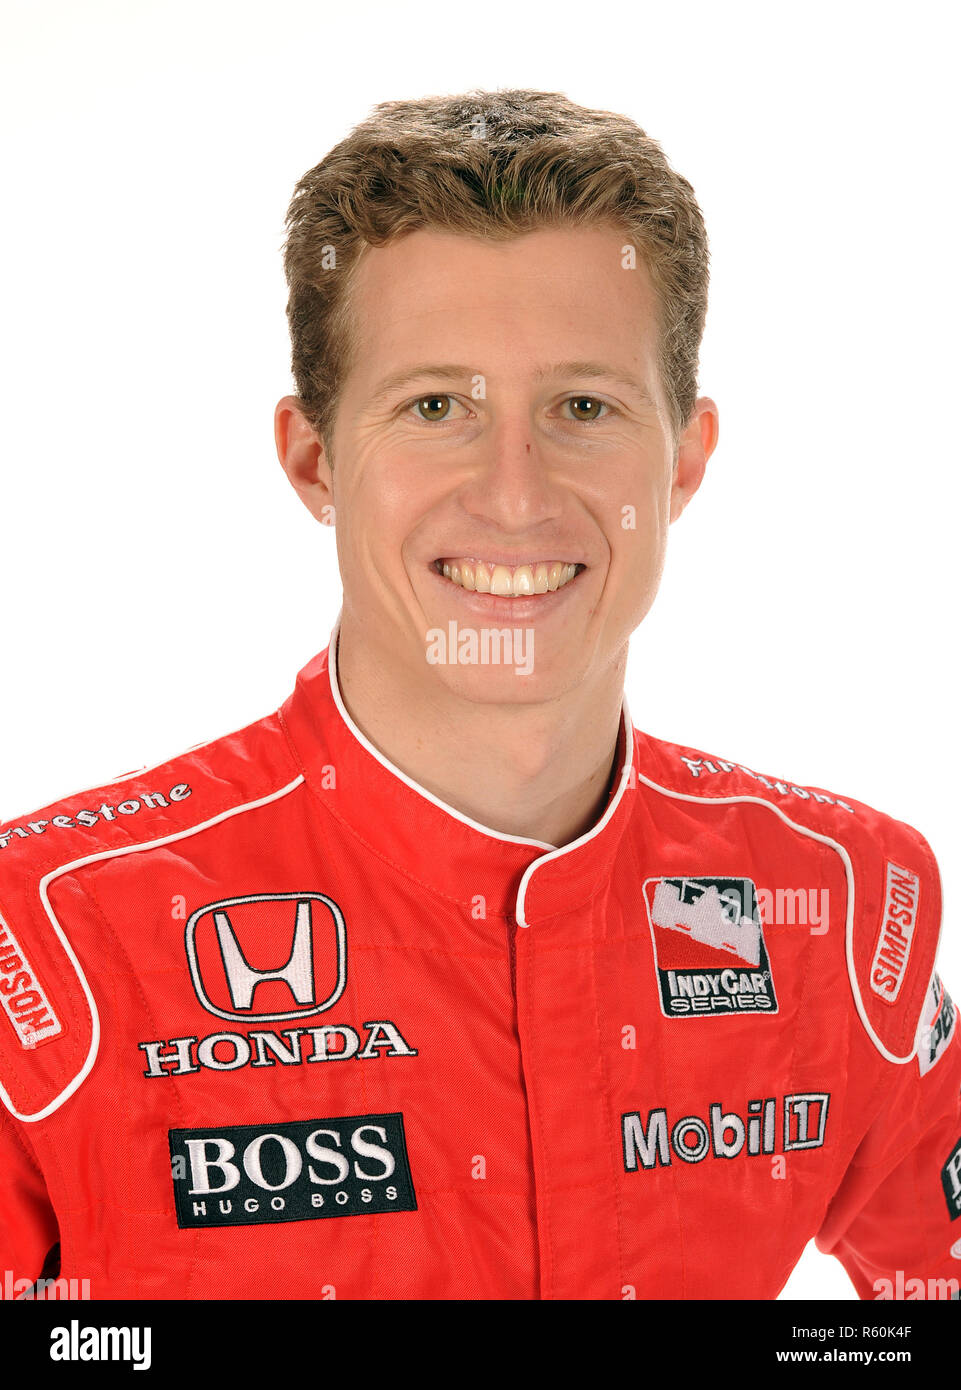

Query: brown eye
[[415, 394, 452, 421], [566, 396, 607, 421]]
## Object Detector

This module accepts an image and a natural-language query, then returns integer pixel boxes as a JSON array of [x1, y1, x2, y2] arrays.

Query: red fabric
[[0, 626, 958, 1299]]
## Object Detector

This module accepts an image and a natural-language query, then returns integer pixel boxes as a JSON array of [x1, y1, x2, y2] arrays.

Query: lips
[[427, 556, 586, 621]]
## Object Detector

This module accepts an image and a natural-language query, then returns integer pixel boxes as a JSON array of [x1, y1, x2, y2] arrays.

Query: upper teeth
[[438, 559, 581, 597]]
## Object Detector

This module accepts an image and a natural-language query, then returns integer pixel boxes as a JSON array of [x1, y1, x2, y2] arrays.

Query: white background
[[1, 0, 958, 1299]]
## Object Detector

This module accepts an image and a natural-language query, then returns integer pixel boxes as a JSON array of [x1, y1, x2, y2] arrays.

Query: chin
[[425, 655, 574, 706]]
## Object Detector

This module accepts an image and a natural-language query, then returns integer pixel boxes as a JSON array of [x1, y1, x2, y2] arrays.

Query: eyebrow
[[366, 360, 658, 411]]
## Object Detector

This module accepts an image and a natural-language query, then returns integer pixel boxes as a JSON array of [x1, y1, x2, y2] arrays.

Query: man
[[1, 89, 958, 1301]]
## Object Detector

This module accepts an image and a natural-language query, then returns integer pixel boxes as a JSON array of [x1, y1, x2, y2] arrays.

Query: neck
[[333, 609, 627, 848]]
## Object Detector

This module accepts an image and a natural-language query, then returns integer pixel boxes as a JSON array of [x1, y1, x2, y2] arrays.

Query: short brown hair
[[282, 88, 709, 454]]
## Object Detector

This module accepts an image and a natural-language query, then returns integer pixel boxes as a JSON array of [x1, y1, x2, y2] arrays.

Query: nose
[[457, 413, 564, 533]]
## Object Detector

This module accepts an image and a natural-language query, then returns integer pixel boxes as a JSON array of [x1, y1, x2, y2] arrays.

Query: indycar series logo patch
[[642, 876, 777, 1018], [169, 1112, 417, 1228]]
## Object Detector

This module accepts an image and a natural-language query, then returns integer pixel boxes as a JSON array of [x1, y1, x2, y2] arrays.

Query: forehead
[[345, 224, 661, 386]]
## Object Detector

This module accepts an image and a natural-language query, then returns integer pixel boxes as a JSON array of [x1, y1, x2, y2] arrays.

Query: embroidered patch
[[169, 1112, 416, 1228], [185, 891, 347, 1023], [917, 970, 957, 1076], [622, 1091, 830, 1171], [869, 862, 920, 1004], [0, 907, 62, 1048], [642, 876, 778, 1018], [942, 1137, 961, 1222]]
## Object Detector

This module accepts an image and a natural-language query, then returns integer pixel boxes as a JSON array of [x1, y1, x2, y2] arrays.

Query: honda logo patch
[[169, 1113, 417, 1228], [643, 876, 778, 1018], [185, 892, 347, 1023]]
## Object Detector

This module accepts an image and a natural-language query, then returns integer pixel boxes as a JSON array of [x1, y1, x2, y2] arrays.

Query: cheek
[[611, 494, 668, 570], [352, 440, 451, 521], [357, 465, 410, 516], [618, 535, 667, 610], [594, 453, 671, 533], [337, 452, 418, 547]]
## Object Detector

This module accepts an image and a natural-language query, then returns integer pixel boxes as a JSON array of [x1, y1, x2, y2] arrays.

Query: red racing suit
[[1, 619, 959, 1300]]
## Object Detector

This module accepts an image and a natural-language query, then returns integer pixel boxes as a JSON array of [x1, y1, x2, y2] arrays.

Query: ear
[[274, 396, 336, 526], [669, 396, 719, 523]]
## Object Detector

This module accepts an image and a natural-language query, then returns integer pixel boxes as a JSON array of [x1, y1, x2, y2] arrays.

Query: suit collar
[[280, 612, 636, 924]]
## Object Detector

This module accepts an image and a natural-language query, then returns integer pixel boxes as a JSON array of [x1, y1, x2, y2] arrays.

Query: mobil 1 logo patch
[[169, 1112, 416, 1229], [643, 876, 778, 1018]]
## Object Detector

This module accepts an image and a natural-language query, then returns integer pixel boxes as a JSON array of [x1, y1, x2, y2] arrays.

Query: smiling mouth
[[432, 558, 586, 598]]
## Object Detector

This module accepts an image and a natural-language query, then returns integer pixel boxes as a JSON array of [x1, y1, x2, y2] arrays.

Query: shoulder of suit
[[630, 726, 943, 1065], [0, 703, 299, 1123]]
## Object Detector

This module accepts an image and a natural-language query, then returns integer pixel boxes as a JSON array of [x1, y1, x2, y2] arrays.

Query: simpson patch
[[0, 908, 62, 1048], [869, 862, 920, 1004]]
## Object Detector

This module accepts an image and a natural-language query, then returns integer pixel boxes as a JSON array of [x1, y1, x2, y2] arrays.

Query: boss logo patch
[[642, 876, 778, 1017], [169, 1113, 416, 1228]]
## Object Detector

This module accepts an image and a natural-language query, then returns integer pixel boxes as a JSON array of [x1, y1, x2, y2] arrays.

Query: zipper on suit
[[506, 911, 518, 1000]]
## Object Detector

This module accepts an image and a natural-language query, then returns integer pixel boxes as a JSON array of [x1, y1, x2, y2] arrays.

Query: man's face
[[279, 223, 714, 704]]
